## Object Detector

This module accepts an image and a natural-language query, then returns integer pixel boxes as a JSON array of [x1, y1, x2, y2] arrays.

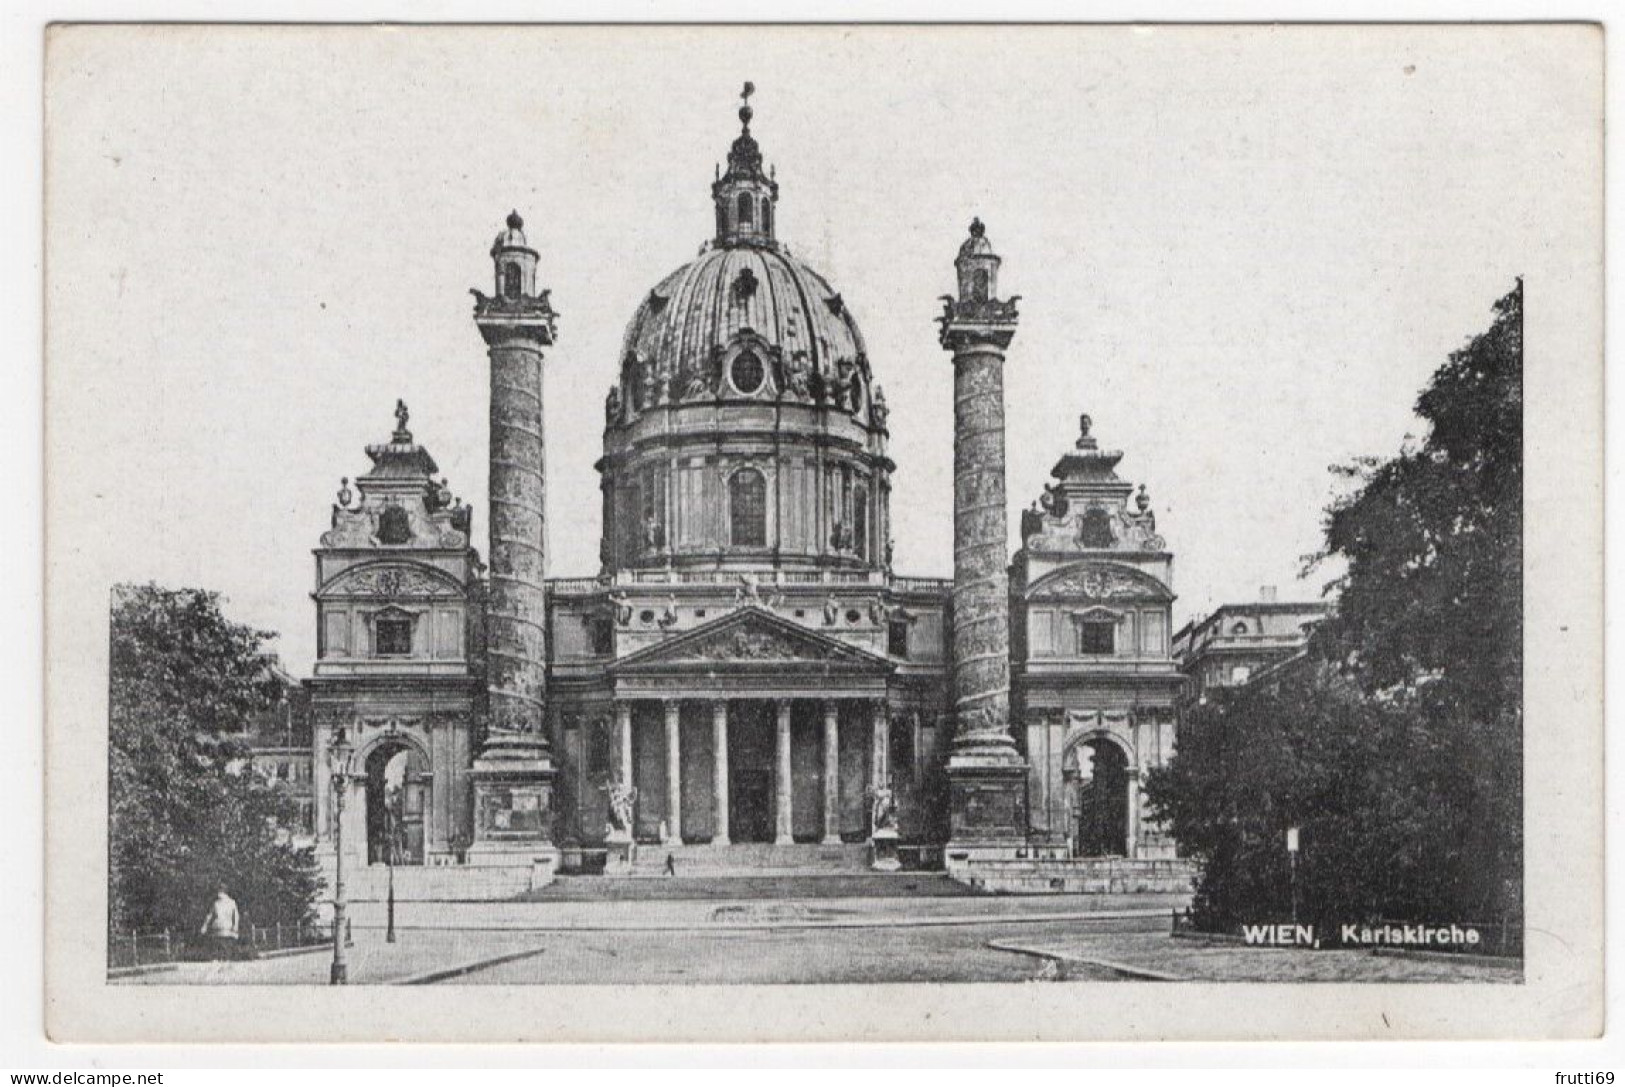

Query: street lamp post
[[328, 725, 354, 986], [385, 793, 398, 944], [1286, 825, 1301, 927]]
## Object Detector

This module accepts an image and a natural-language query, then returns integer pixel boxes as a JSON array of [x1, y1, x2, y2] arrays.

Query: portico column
[[615, 701, 633, 789], [870, 701, 890, 793], [664, 700, 682, 845], [821, 700, 841, 844], [712, 701, 730, 846], [774, 698, 794, 845]]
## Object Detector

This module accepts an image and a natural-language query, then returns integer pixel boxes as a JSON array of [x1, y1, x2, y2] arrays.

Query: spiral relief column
[[468, 211, 561, 874], [938, 219, 1028, 862]]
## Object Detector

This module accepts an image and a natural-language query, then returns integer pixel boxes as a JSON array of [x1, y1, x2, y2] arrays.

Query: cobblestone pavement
[[332, 891, 1191, 931], [112, 917, 1158, 985], [994, 932, 1522, 983], [111, 909, 1516, 985], [454, 921, 1138, 984], [112, 930, 545, 986]]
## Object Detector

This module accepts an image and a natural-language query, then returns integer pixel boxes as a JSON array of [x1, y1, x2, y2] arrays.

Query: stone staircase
[[627, 842, 872, 876]]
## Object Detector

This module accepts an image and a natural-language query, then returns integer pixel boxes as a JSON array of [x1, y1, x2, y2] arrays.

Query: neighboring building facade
[[1172, 590, 1329, 705], [301, 92, 1186, 881]]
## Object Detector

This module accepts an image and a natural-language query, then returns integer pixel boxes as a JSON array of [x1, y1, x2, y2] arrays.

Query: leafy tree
[[109, 584, 320, 943], [1147, 280, 1523, 932]]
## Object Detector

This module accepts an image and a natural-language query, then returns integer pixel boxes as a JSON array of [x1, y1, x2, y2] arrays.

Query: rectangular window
[[888, 620, 910, 658], [1079, 619, 1115, 655], [375, 615, 413, 656]]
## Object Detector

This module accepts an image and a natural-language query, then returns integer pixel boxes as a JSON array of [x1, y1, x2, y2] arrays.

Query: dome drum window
[[729, 350, 766, 396]]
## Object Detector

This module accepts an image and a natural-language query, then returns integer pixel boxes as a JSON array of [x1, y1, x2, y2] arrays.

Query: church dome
[[596, 85, 894, 577], [616, 244, 869, 408]]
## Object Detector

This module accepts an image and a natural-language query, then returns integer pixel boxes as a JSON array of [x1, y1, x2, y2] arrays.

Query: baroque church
[[303, 89, 1191, 895]]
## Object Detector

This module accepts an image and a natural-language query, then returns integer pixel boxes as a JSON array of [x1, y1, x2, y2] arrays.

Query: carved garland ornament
[[329, 565, 462, 599], [1030, 564, 1167, 602]]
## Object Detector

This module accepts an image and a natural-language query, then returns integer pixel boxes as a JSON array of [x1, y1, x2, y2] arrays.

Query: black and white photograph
[[33, 21, 1603, 1044]]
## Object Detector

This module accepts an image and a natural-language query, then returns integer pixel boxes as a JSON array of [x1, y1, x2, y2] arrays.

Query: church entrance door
[[727, 702, 775, 843]]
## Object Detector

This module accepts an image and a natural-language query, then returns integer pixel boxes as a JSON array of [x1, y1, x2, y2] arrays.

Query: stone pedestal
[[603, 835, 634, 874], [466, 733, 560, 885], [869, 827, 901, 872], [944, 759, 1029, 864]]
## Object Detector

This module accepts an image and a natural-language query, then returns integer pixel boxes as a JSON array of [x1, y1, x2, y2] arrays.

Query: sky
[[44, 24, 1596, 674]]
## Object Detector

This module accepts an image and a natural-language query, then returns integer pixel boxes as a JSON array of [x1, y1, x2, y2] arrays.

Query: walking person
[[663, 852, 676, 877], [199, 884, 240, 960]]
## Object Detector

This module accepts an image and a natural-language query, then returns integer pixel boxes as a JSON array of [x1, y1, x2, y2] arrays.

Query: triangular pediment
[[609, 606, 893, 675]]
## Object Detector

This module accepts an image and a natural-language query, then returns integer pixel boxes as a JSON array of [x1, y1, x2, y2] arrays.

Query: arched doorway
[[1066, 737, 1130, 857], [364, 740, 429, 865]]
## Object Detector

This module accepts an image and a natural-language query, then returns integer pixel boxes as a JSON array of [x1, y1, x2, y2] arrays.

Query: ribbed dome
[[617, 244, 869, 403], [596, 87, 893, 576]]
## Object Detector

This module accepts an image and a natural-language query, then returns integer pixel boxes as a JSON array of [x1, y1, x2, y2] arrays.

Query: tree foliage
[[109, 584, 320, 939], [1146, 281, 1523, 931]]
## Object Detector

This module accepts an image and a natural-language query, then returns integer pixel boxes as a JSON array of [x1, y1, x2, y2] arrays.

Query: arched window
[[972, 268, 990, 302], [761, 200, 773, 236], [503, 263, 522, 300], [716, 202, 728, 238], [736, 192, 754, 227], [729, 468, 767, 547]]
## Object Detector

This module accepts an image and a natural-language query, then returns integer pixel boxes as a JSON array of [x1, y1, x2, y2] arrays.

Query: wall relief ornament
[[1028, 562, 1170, 602], [1021, 501, 1163, 554], [321, 502, 468, 550], [324, 563, 464, 599]]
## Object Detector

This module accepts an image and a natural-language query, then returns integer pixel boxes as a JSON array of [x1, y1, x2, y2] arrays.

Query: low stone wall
[[316, 860, 546, 903], [948, 856, 1200, 895]]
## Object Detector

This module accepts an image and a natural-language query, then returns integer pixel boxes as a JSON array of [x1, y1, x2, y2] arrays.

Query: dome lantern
[[712, 82, 779, 248]]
